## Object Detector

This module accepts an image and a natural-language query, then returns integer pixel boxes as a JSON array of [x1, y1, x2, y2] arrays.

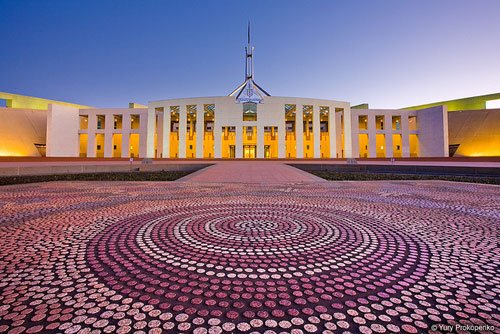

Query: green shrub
[[309, 171, 499, 185], [0, 171, 191, 186]]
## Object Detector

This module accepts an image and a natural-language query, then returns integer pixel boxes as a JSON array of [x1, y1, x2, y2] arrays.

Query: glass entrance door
[[243, 145, 256, 159], [264, 145, 271, 158], [229, 145, 235, 158]]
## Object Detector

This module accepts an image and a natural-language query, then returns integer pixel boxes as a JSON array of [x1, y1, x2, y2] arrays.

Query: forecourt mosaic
[[0, 181, 498, 333]]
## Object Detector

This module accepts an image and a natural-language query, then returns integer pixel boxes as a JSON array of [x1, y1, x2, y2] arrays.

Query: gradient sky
[[1, 0, 499, 108]]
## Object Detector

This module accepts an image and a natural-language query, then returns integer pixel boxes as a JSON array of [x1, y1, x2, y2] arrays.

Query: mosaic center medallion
[[87, 203, 429, 331]]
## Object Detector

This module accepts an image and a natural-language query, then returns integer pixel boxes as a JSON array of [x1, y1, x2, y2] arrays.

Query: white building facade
[[45, 97, 448, 159]]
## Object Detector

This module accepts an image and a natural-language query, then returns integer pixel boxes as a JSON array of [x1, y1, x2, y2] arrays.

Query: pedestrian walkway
[[178, 161, 326, 184]]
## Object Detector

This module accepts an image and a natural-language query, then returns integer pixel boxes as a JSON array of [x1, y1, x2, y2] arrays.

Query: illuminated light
[[381, 146, 384, 150], [468, 151, 500, 157], [0, 149, 26, 156], [486, 99, 500, 109]]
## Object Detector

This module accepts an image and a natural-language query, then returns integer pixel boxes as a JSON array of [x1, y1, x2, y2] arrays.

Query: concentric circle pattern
[[0, 180, 499, 334]]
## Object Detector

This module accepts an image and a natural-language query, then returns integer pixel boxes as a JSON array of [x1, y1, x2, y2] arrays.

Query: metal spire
[[229, 22, 270, 103], [245, 21, 253, 80], [248, 21, 251, 45]]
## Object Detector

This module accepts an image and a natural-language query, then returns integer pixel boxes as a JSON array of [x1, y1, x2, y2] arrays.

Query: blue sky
[[1, 0, 499, 108]]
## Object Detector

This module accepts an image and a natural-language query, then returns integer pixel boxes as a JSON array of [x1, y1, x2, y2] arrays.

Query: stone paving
[[179, 161, 327, 184], [0, 176, 499, 333]]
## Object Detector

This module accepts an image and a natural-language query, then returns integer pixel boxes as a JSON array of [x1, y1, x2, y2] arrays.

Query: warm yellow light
[[0, 149, 25, 156]]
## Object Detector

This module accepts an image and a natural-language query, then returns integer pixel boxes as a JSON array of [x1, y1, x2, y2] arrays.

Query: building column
[[342, 105, 353, 158], [257, 126, 265, 158], [401, 115, 410, 157], [235, 126, 243, 158], [367, 113, 376, 158], [162, 107, 171, 158], [104, 114, 113, 158], [144, 107, 156, 158], [121, 113, 131, 158], [121, 134, 130, 158], [384, 114, 393, 158], [196, 105, 204, 158], [336, 111, 343, 157], [157, 112, 164, 156], [87, 114, 96, 157], [178, 105, 187, 158], [295, 104, 303, 158], [328, 106, 337, 158], [278, 124, 286, 158], [312, 105, 321, 158], [214, 123, 222, 158]]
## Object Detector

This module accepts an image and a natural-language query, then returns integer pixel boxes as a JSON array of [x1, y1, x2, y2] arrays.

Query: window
[[320, 106, 329, 116], [358, 116, 368, 130], [392, 116, 401, 130], [172, 122, 179, 132], [97, 115, 105, 129], [131, 114, 140, 129], [114, 115, 123, 129], [376, 115, 384, 130], [284, 104, 295, 117], [0, 99, 7, 107], [205, 122, 213, 132], [79, 115, 88, 130], [243, 102, 257, 121]]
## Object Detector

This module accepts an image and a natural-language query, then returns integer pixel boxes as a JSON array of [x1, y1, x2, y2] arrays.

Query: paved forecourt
[[178, 161, 327, 184], [0, 162, 498, 334]]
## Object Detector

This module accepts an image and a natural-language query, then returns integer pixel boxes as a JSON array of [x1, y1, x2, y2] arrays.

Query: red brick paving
[[0, 178, 499, 333], [179, 161, 327, 184]]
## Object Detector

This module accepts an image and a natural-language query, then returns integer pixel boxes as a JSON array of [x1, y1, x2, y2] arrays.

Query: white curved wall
[[0, 107, 47, 156]]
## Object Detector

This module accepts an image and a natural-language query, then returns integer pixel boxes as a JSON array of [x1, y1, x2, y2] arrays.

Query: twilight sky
[[1, 0, 499, 108]]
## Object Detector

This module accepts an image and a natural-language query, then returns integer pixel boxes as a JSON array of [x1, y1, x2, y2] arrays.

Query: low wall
[[290, 164, 500, 177]]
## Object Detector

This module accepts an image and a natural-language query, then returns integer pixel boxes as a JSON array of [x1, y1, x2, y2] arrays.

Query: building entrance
[[229, 145, 235, 158], [264, 145, 271, 158], [243, 145, 256, 159]]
